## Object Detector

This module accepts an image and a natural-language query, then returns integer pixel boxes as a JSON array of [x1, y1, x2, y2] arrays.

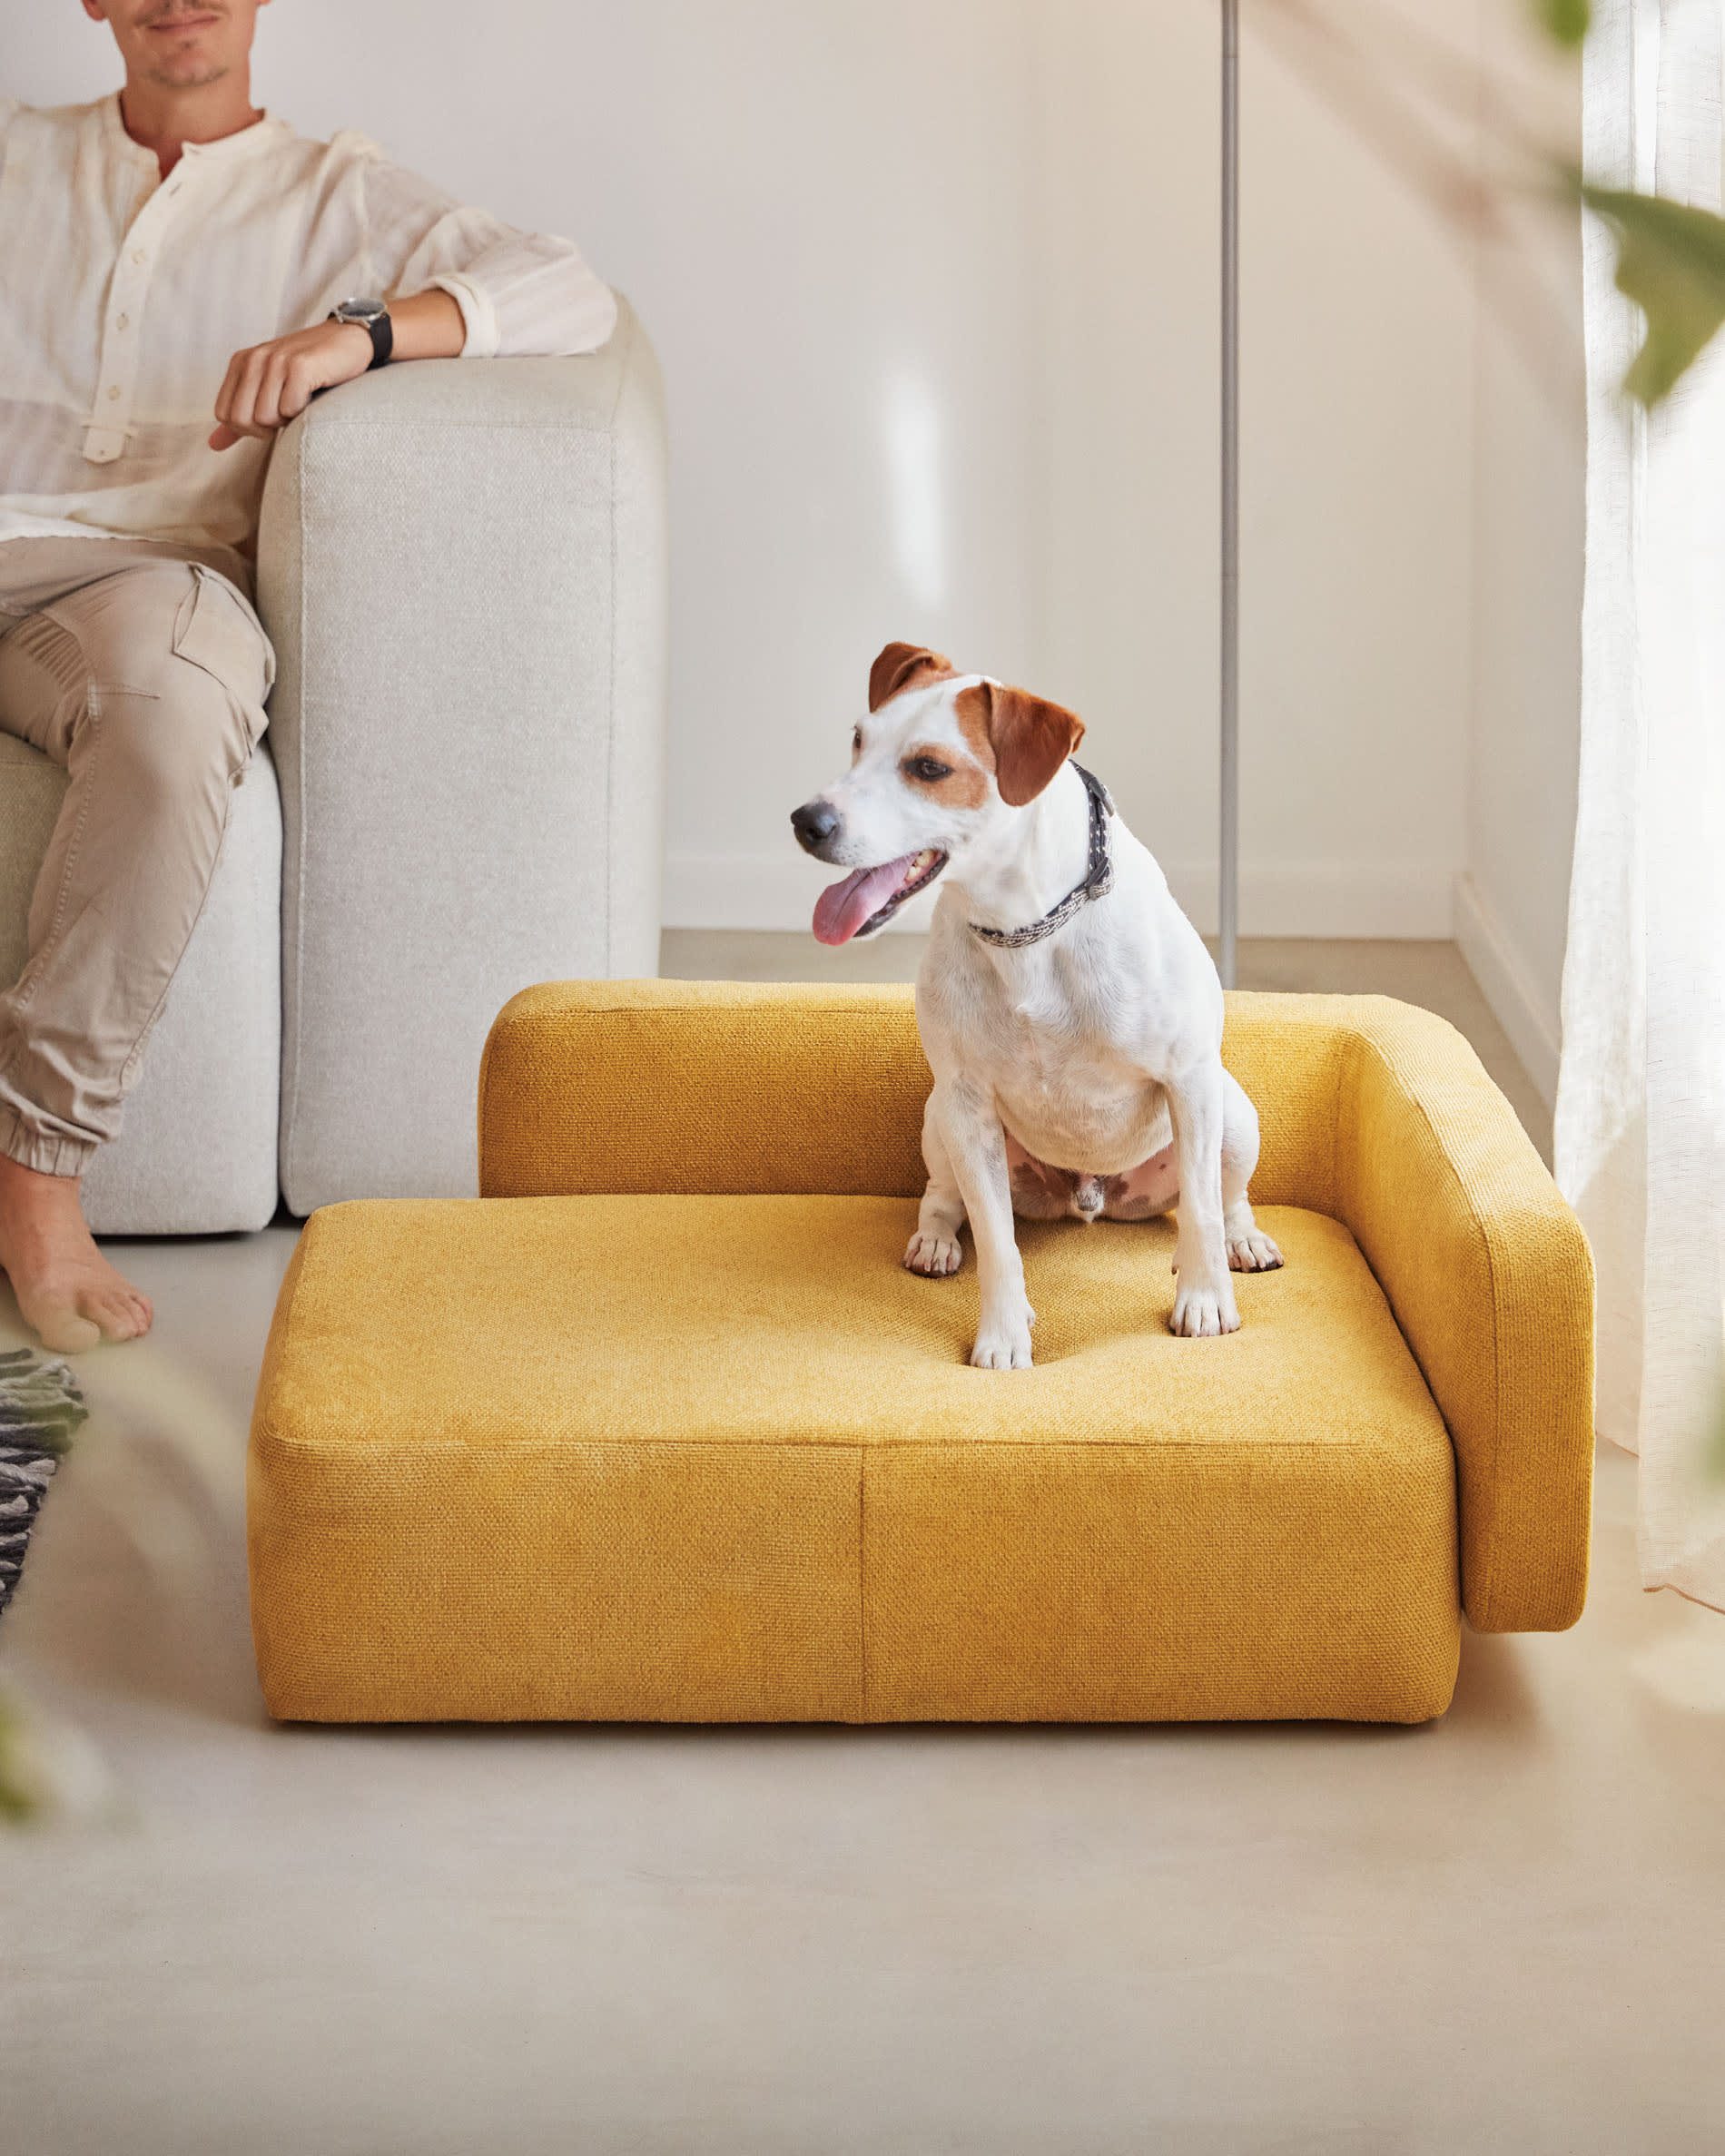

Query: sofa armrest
[[1225, 992, 1594, 1634], [257, 299, 668, 1212]]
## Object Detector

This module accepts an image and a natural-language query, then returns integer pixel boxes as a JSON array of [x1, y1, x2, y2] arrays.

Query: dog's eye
[[903, 756, 953, 783], [852, 727, 862, 761]]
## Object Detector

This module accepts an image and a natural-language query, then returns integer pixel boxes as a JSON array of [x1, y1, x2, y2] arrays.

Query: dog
[[791, 642, 1283, 1370]]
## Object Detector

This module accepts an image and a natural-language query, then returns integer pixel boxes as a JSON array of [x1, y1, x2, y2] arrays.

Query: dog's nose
[[791, 799, 842, 856]]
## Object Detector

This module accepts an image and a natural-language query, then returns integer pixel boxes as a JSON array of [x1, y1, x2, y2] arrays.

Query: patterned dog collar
[[969, 762, 1115, 950]]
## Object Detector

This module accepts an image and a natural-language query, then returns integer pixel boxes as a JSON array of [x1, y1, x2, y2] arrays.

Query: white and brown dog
[[791, 642, 1283, 1370]]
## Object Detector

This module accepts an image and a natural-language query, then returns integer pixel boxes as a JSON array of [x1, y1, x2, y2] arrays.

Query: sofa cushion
[[249, 1192, 1460, 1726]]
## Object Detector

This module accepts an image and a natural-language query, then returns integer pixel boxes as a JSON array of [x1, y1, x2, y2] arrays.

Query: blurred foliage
[[0, 1342, 243, 1828], [0, 1679, 112, 1826], [0, 1688, 37, 1822], [1277, 0, 1725, 407], [1258, 0, 1725, 407], [1537, 0, 1592, 48], [1582, 182, 1725, 406], [1537, 0, 1725, 408], [1545, 1, 1725, 408]]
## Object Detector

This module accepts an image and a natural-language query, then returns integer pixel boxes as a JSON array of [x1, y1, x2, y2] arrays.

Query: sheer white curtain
[[1557, 0, 1725, 1606]]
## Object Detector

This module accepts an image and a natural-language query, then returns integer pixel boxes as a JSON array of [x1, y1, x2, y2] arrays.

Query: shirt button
[[107, 386, 121, 401], [116, 314, 130, 331], [132, 248, 147, 264]]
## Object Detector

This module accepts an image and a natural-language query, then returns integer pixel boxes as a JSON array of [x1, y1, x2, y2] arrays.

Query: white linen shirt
[[0, 95, 617, 566]]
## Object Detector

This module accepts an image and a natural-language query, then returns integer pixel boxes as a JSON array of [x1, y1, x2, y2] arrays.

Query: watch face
[[335, 298, 387, 324]]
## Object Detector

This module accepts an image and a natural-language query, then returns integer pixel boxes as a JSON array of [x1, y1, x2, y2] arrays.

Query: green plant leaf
[[0, 1694, 37, 1824], [1536, 0, 1591, 46], [0, 1680, 116, 1829], [1582, 183, 1725, 404]]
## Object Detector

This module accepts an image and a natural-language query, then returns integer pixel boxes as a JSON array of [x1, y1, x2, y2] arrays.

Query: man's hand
[[209, 294, 466, 450], [209, 320, 373, 451]]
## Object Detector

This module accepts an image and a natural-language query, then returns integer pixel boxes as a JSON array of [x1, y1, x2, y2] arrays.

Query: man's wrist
[[327, 298, 393, 369], [328, 320, 375, 371], [385, 289, 468, 361]]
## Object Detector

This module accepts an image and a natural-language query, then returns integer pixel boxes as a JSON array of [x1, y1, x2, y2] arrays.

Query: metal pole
[[1219, 0, 1240, 990]]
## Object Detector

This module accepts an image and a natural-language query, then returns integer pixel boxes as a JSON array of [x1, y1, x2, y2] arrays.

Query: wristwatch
[[327, 297, 393, 369]]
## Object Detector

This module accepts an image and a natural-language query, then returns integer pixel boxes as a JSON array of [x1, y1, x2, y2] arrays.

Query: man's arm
[[364, 155, 617, 362], [208, 289, 465, 451], [208, 146, 615, 452]]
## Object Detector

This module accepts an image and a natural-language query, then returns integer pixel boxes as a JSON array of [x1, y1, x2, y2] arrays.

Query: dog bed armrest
[[1227, 991, 1593, 1634], [478, 979, 932, 1198]]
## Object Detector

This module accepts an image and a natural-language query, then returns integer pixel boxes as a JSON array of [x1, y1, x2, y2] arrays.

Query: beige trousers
[[0, 539, 274, 1176]]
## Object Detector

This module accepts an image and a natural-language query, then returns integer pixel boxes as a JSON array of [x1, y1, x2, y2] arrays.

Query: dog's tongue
[[813, 854, 918, 946]]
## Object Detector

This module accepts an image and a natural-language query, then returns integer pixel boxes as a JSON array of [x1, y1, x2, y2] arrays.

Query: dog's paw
[[904, 1229, 963, 1277], [970, 1304, 1035, 1370], [1227, 1230, 1284, 1274], [1169, 1283, 1241, 1338]]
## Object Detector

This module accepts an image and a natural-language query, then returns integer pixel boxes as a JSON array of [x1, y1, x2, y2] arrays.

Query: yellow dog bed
[[248, 983, 1593, 1725]]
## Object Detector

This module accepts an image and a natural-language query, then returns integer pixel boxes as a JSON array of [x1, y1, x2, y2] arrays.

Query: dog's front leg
[[905, 1094, 968, 1277], [928, 1081, 1035, 1369], [1163, 1058, 1241, 1338]]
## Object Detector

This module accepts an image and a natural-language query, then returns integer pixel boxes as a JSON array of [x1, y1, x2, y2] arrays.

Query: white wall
[[14, 1, 1561, 957], [1033, 2, 1479, 940], [1458, 3, 1585, 1106]]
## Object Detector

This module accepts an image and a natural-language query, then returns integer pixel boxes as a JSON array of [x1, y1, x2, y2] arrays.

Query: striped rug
[[0, 1348, 89, 1621]]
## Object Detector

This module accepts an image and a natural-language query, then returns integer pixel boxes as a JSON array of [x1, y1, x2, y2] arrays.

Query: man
[[0, 1, 616, 1352]]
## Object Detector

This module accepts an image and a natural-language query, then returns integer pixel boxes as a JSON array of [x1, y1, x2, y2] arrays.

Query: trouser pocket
[[171, 563, 276, 733]]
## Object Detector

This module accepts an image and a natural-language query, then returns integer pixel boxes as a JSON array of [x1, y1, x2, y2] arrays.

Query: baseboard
[[1161, 861, 1455, 940], [1451, 871, 1562, 1107], [664, 852, 1456, 940]]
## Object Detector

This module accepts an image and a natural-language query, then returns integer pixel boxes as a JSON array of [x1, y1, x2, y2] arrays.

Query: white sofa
[[0, 300, 667, 1235]]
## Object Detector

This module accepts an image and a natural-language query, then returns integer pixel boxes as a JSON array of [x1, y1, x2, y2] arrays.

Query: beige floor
[[2, 938, 1719, 2154]]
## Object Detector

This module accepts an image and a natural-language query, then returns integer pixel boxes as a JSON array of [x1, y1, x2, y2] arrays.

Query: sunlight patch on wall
[[884, 374, 946, 614]]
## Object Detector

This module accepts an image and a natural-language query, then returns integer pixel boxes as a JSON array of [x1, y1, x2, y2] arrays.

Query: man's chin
[[145, 60, 232, 89]]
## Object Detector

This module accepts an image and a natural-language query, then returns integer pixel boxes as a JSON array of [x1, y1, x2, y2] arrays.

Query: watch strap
[[329, 305, 393, 369]]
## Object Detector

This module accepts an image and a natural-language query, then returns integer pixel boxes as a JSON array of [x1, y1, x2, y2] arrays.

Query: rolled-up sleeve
[[360, 153, 617, 359]]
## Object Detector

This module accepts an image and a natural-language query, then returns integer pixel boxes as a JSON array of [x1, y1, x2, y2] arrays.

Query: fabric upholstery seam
[[300, 417, 613, 436], [278, 420, 310, 1204], [601, 305, 627, 973], [857, 1447, 869, 1721], [498, 996, 917, 1025], [252, 1431, 1447, 1459]]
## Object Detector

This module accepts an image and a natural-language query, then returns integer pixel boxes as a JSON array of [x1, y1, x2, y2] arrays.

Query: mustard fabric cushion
[[250, 1194, 1460, 1725], [478, 983, 1594, 1634]]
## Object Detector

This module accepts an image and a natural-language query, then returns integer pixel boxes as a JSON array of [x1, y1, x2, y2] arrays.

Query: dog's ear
[[868, 642, 954, 712], [962, 681, 1086, 807]]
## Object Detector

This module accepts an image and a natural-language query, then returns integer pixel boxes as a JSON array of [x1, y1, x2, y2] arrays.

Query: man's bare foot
[[0, 1152, 153, 1353]]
